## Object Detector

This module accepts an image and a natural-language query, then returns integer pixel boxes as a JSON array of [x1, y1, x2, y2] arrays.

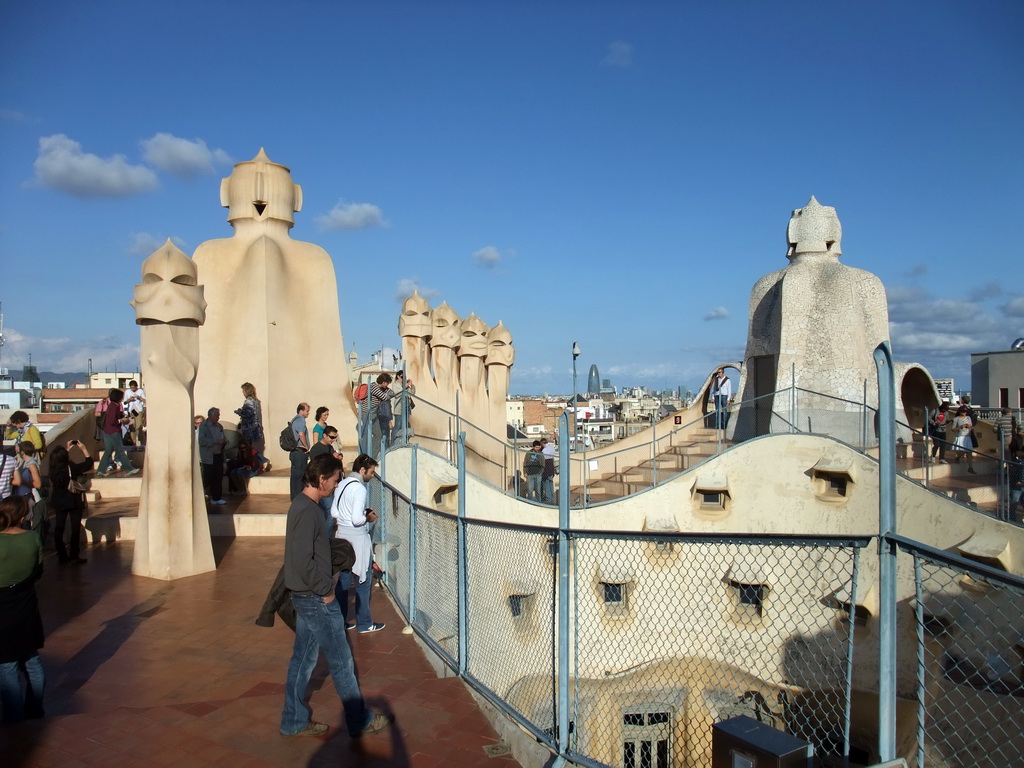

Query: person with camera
[[48, 441, 94, 565], [330, 454, 384, 634]]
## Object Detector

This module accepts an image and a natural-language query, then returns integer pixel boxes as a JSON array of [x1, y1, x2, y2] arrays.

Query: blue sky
[[1, 1, 1021, 396]]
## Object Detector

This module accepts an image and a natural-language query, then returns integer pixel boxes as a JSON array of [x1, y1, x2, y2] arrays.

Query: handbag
[[69, 474, 93, 494]]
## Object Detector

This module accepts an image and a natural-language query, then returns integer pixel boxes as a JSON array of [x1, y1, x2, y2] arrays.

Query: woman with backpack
[[12, 442, 42, 499], [96, 389, 138, 477], [48, 442, 94, 565]]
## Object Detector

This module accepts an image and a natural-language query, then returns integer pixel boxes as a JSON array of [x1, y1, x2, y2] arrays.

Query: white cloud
[[316, 201, 388, 230], [0, 109, 28, 122], [603, 40, 633, 68], [885, 283, 1019, 376], [703, 306, 730, 321], [472, 246, 502, 270], [140, 133, 231, 177], [1, 327, 138, 373], [394, 278, 440, 303], [1002, 296, 1024, 317], [126, 232, 188, 257], [33, 134, 158, 198]]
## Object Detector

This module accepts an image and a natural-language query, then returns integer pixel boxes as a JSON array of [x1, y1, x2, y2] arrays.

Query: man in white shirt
[[710, 368, 733, 431], [540, 438, 556, 504], [124, 380, 146, 443], [331, 453, 385, 633]]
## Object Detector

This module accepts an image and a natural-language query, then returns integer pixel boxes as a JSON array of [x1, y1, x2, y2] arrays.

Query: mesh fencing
[[379, 482, 412, 617], [414, 507, 462, 667], [905, 545, 1024, 768], [464, 521, 557, 743], [569, 534, 861, 767]]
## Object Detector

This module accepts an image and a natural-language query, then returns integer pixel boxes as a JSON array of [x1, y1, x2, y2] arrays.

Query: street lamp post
[[572, 341, 582, 505]]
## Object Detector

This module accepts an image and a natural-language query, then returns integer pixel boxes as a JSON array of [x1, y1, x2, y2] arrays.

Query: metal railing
[[372, 430, 1024, 767], [384, 388, 1022, 527]]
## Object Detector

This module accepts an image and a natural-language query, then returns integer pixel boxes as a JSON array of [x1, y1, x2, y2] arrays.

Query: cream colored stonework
[[398, 292, 514, 478], [735, 196, 937, 441], [130, 241, 215, 580], [192, 150, 356, 464]]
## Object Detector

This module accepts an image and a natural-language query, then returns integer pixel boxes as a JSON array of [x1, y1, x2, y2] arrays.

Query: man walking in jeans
[[280, 453, 389, 738], [289, 403, 311, 500]]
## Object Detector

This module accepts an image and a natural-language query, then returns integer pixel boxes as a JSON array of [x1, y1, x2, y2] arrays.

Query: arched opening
[[900, 366, 940, 431]]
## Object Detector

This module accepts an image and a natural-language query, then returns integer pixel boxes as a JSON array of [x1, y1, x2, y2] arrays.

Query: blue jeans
[[98, 431, 132, 474], [541, 476, 554, 504], [336, 570, 373, 630], [526, 473, 542, 501], [0, 652, 45, 722], [289, 451, 307, 500], [281, 594, 372, 736], [714, 395, 730, 430]]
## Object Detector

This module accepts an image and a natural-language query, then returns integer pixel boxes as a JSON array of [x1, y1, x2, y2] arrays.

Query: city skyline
[[1, 2, 1021, 394]]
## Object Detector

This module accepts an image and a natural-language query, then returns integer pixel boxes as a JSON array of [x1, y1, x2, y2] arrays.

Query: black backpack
[[279, 424, 298, 452]]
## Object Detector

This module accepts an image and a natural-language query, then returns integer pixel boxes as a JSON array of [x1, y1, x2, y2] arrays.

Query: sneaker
[[211, 499, 227, 506], [95, 470, 109, 478], [282, 721, 329, 737], [353, 713, 391, 738], [358, 622, 385, 634], [345, 623, 356, 631], [126, 467, 141, 476]]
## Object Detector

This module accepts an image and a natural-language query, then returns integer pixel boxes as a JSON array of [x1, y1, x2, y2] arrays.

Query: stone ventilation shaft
[[399, 290, 514, 478]]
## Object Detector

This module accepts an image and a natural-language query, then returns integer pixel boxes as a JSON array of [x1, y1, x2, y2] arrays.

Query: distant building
[[971, 348, 1024, 408], [587, 365, 600, 396]]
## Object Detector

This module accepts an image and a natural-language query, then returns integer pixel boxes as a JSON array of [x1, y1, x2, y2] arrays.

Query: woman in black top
[[47, 441, 94, 565]]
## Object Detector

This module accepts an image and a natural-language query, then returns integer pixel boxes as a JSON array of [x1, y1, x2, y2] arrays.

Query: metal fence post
[[874, 341, 897, 763], [553, 413, 571, 766], [408, 444, 418, 630], [652, 413, 658, 488], [456, 431, 468, 676]]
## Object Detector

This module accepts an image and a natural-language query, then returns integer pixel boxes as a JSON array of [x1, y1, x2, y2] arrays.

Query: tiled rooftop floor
[[2, 537, 520, 768]]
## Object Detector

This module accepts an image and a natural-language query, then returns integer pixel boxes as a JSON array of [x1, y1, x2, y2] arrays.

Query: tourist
[[279, 453, 389, 738], [228, 439, 264, 496], [0, 435, 15, 500], [194, 414, 205, 430], [0, 496, 46, 723], [235, 382, 265, 454], [124, 380, 146, 444], [198, 407, 227, 505], [928, 403, 950, 463], [4, 411, 43, 455], [369, 374, 394, 458], [48, 441, 94, 565], [309, 426, 342, 520], [541, 438, 556, 503], [331, 454, 385, 634], [289, 403, 311, 500], [96, 389, 138, 477], [390, 371, 415, 446], [523, 441, 544, 501], [710, 368, 733, 430], [312, 406, 330, 447], [951, 406, 977, 475], [12, 442, 42, 500], [993, 407, 1016, 452]]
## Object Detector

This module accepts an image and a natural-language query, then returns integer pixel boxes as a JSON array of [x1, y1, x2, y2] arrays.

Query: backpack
[[354, 383, 369, 402], [279, 423, 298, 452], [95, 398, 109, 430]]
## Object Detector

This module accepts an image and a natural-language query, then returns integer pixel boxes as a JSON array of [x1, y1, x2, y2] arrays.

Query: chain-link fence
[[569, 534, 863, 768], [901, 540, 1024, 768]]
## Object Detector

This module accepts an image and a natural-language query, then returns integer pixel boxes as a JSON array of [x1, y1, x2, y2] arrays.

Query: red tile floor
[[2, 537, 521, 767]]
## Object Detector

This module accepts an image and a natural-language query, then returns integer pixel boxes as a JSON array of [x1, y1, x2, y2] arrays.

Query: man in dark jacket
[[278, 453, 389, 739]]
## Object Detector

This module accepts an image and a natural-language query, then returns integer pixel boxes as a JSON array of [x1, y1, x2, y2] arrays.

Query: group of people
[[926, 395, 992, 474], [522, 437, 556, 503], [360, 371, 415, 459], [194, 383, 272, 504]]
